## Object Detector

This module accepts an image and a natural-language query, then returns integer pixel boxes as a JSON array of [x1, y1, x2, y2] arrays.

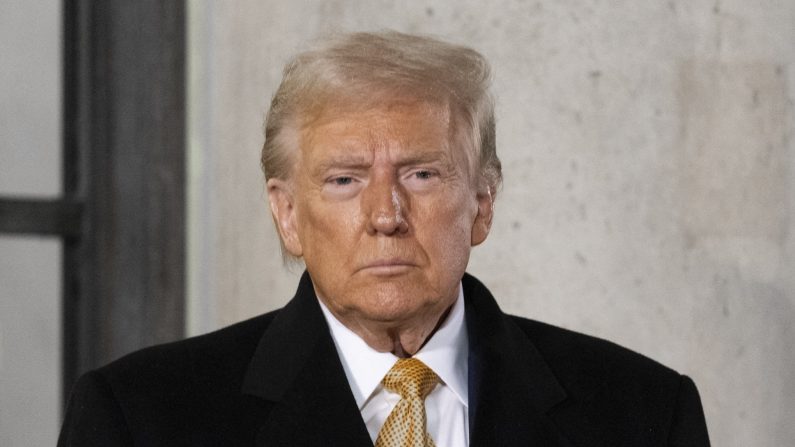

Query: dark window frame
[[0, 0, 187, 408]]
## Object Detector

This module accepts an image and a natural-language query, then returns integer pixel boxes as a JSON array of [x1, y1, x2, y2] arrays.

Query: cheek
[[298, 199, 360, 257], [414, 190, 476, 263]]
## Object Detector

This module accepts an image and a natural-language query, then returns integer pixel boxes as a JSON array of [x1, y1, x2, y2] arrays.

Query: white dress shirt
[[317, 286, 469, 446]]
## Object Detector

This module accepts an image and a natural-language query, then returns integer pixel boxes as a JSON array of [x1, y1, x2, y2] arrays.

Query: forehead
[[298, 100, 453, 161]]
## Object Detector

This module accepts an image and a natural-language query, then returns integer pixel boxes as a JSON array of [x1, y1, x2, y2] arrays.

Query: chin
[[352, 284, 445, 324], [359, 293, 420, 322]]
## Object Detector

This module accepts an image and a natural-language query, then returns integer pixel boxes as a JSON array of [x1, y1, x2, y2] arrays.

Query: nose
[[363, 174, 409, 236]]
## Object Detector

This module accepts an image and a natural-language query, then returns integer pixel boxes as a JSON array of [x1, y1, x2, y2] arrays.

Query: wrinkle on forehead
[[301, 93, 450, 128], [301, 99, 450, 148], [298, 100, 455, 167]]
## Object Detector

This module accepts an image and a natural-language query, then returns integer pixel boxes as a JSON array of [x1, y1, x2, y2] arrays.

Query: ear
[[267, 178, 303, 257], [471, 186, 494, 246]]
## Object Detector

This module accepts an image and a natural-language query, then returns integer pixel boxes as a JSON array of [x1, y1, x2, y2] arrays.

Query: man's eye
[[414, 170, 435, 180], [332, 177, 353, 185]]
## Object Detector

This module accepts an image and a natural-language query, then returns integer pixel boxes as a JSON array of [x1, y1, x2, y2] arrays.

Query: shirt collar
[[317, 284, 469, 409]]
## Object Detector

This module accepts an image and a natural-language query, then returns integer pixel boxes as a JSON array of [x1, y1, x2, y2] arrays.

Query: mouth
[[357, 259, 416, 276]]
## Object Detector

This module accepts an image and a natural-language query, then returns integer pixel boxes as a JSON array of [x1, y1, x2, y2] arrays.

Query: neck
[[388, 305, 453, 357]]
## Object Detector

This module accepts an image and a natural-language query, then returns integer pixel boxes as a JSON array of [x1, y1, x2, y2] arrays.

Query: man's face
[[268, 100, 493, 330]]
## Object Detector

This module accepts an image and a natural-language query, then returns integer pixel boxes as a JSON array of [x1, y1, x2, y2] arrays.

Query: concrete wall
[[0, 1, 63, 445], [187, 1, 795, 446]]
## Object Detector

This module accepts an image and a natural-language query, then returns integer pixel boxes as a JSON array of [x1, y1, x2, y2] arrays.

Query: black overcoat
[[59, 272, 711, 446]]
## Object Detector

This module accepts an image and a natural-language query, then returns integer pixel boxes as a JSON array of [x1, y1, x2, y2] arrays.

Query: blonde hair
[[261, 31, 501, 194]]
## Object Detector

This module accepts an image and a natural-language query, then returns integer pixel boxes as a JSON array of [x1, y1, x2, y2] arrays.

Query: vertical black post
[[62, 0, 89, 406], [62, 0, 186, 406]]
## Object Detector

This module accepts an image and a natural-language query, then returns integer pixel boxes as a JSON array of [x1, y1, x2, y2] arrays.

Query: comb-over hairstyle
[[261, 31, 502, 194]]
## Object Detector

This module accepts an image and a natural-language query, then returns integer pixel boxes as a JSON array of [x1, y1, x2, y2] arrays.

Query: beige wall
[[0, 1, 63, 445], [187, 1, 795, 446]]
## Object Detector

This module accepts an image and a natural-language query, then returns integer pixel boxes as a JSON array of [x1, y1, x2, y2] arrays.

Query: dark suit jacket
[[59, 272, 710, 446]]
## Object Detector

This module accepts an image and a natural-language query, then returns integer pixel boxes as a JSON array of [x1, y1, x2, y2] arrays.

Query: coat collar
[[463, 273, 574, 446], [241, 271, 372, 446], [241, 271, 573, 446]]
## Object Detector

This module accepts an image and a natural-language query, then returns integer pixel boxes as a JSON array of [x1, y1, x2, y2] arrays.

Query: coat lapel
[[240, 271, 579, 446], [463, 274, 575, 447], [241, 272, 372, 446]]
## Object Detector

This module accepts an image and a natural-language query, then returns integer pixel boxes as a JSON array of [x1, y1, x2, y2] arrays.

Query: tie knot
[[382, 358, 439, 400]]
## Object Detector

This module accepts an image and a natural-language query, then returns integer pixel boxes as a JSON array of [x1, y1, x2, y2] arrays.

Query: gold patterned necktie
[[374, 358, 440, 447]]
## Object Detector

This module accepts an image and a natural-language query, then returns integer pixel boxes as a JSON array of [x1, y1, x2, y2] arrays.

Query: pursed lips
[[356, 258, 417, 274]]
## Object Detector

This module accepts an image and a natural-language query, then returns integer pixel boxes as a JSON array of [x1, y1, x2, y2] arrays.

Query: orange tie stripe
[[374, 358, 439, 447]]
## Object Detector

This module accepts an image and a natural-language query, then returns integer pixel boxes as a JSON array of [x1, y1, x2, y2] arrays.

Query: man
[[59, 31, 710, 446]]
